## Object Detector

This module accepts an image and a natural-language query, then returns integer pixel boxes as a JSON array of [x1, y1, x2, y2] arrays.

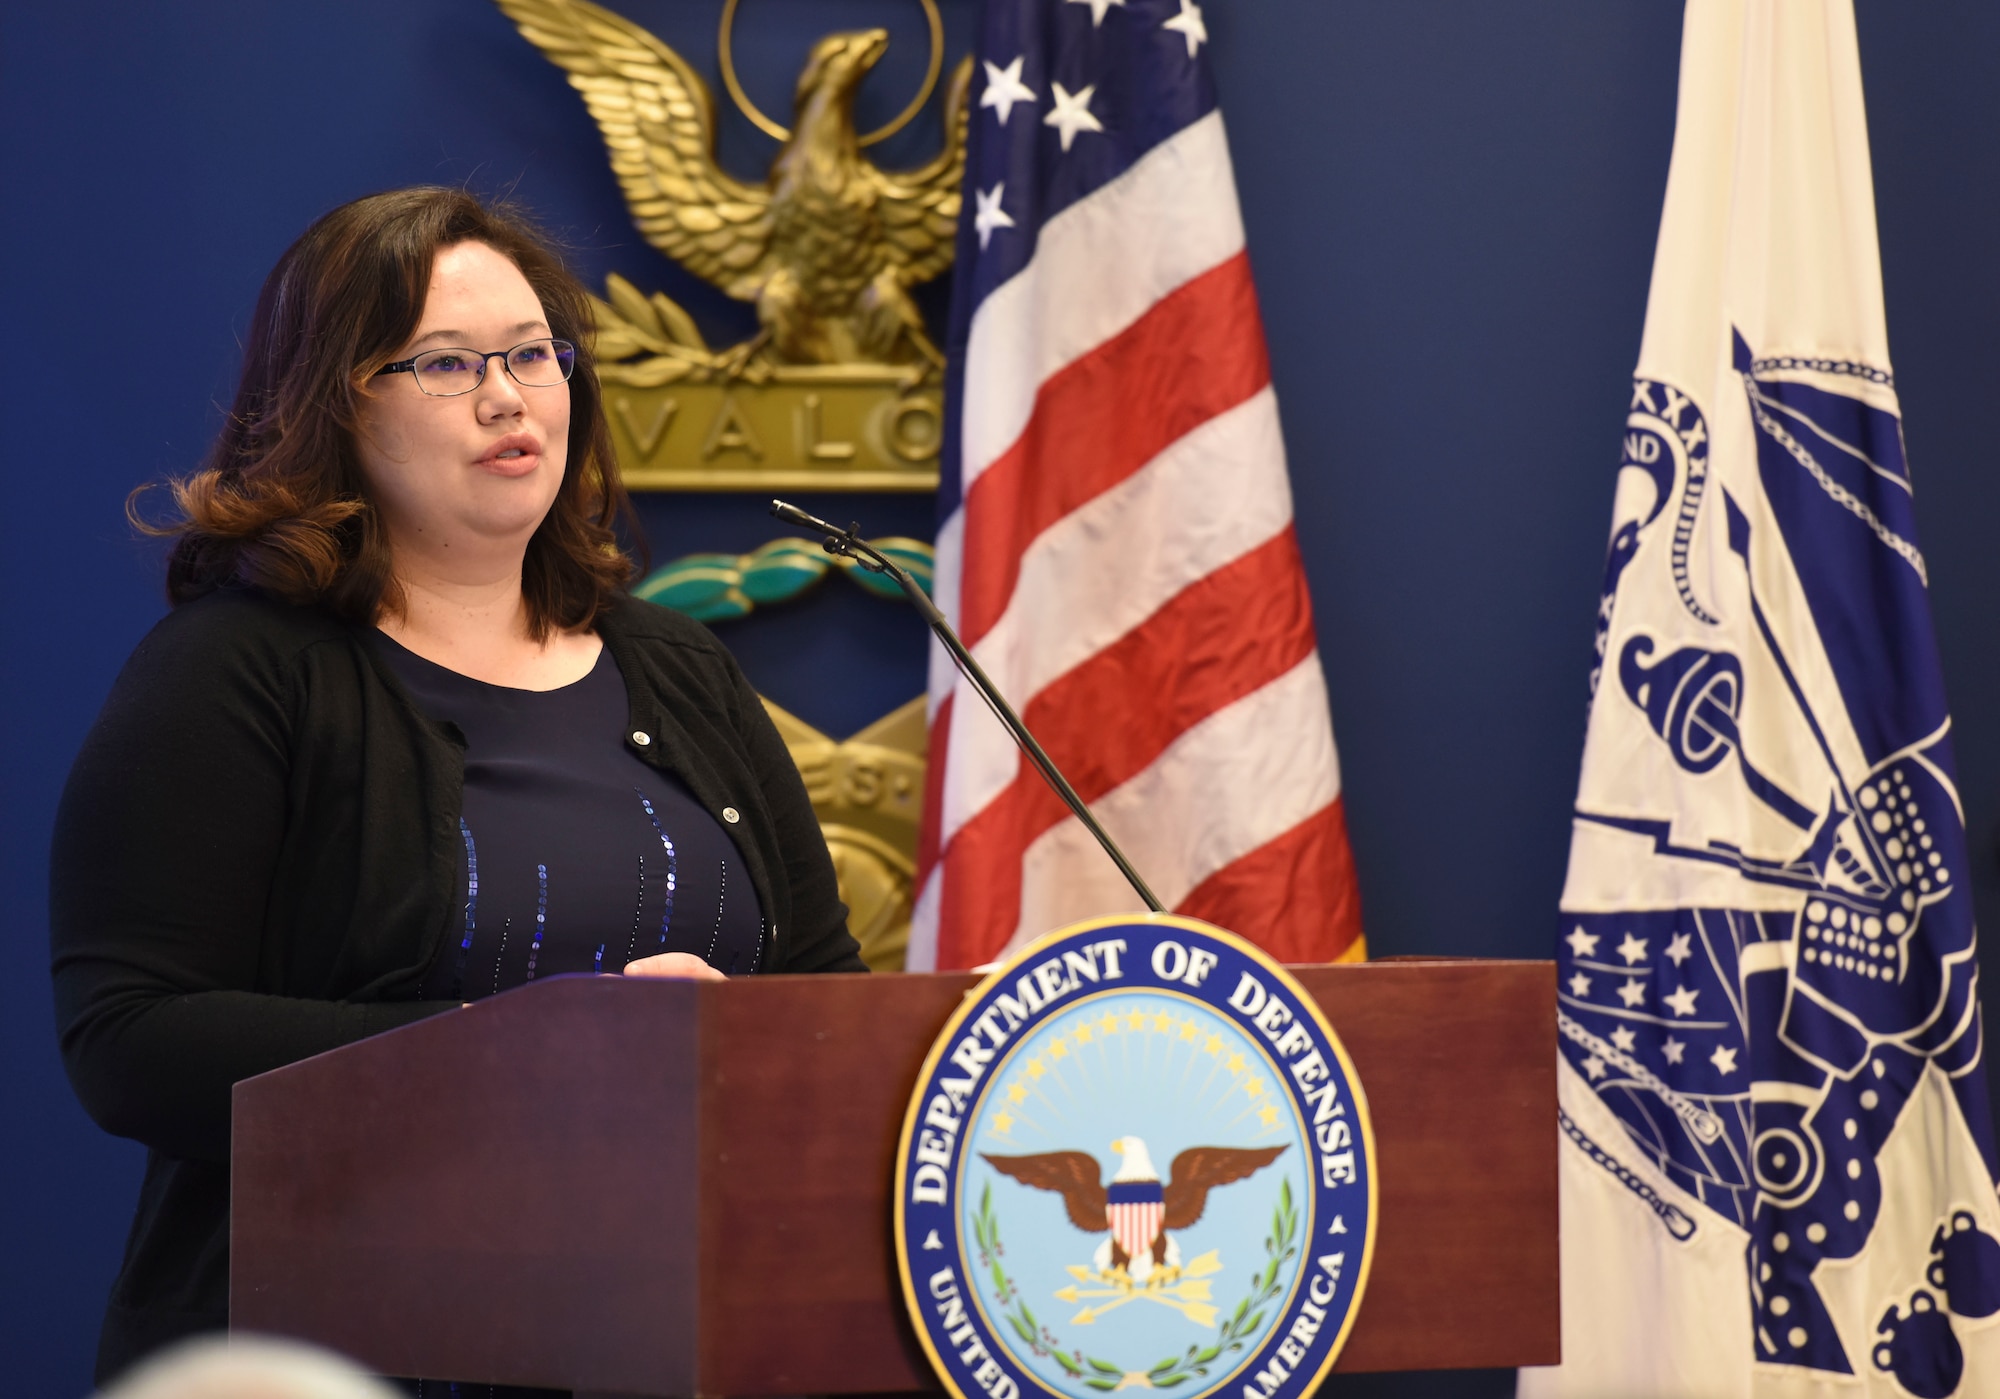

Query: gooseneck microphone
[[768, 499, 1164, 914]]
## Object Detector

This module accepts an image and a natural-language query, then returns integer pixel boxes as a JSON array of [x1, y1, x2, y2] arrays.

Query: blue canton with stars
[[938, 0, 1217, 522], [1563, 331, 2000, 1393]]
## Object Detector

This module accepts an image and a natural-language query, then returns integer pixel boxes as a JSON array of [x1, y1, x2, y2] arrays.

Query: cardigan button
[[722, 806, 741, 824], [631, 731, 652, 747]]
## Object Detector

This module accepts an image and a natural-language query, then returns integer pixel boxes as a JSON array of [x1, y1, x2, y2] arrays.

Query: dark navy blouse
[[374, 634, 767, 999]]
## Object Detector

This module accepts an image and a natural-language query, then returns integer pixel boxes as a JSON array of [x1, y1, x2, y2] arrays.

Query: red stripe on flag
[[932, 529, 1319, 968], [915, 690, 953, 897], [1173, 797, 1363, 963], [958, 252, 1272, 647]]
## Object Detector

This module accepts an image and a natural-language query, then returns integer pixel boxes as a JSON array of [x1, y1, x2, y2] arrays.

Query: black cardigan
[[49, 586, 862, 1379]]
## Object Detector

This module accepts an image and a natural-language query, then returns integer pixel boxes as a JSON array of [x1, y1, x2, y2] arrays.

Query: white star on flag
[[1662, 1037, 1685, 1065], [1616, 933, 1649, 964], [980, 56, 1036, 124], [1161, 0, 1207, 58], [1566, 926, 1600, 958], [1568, 971, 1592, 998], [1710, 1045, 1739, 1076], [1064, 0, 1124, 27], [1043, 82, 1104, 151], [1582, 1055, 1607, 1081], [973, 184, 1016, 250], [1665, 932, 1693, 965], [1611, 1027, 1637, 1052], [1616, 979, 1646, 1008], [1664, 984, 1700, 1017]]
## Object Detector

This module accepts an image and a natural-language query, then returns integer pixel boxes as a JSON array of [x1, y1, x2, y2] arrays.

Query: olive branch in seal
[[970, 1178, 1301, 1391]]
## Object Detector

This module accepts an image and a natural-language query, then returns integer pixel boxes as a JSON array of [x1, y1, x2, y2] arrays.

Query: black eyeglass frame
[[373, 338, 578, 397]]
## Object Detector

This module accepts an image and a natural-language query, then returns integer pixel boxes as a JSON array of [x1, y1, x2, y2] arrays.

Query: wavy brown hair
[[143, 186, 638, 638]]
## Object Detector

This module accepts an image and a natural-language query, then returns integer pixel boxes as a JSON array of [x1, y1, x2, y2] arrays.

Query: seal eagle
[[983, 1137, 1286, 1282]]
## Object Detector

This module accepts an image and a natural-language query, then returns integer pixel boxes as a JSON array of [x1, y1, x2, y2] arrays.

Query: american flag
[[906, 0, 1364, 971]]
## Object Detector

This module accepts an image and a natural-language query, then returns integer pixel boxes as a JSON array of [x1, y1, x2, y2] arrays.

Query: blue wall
[[4, 3, 1997, 1396]]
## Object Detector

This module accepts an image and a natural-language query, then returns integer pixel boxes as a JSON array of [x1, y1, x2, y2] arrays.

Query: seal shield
[[895, 916, 1376, 1399]]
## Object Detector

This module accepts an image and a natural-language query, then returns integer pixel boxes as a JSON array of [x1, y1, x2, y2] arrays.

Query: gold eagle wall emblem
[[497, 0, 972, 445]]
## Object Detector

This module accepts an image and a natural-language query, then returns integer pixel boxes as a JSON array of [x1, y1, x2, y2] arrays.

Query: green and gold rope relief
[[634, 535, 935, 622]]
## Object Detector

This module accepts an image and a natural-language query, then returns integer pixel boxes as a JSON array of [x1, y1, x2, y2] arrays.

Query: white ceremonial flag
[[1520, 4, 2000, 1398]]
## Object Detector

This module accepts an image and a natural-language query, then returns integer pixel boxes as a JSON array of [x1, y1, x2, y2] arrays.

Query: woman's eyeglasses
[[374, 338, 577, 397]]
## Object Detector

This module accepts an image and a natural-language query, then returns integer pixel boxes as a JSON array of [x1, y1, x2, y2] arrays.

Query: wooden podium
[[231, 960, 1557, 1395]]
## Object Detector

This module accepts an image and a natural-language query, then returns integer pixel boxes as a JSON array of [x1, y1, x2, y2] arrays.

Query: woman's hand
[[622, 952, 725, 981]]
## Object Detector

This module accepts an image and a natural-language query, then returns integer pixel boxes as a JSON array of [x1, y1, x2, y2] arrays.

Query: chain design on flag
[[1656, 384, 1720, 625], [1557, 1108, 1696, 1241], [1619, 380, 1720, 636], [1744, 378, 1928, 586], [1558, 1010, 1723, 1143], [1669, 458, 1719, 624], [1751, 355, 1895, 389]]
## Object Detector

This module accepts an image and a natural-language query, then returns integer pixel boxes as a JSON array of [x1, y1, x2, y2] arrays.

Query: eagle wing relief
[[870, 54, 974, 286], [495, 0, 773, 298], [1162, 1145, 1288, 1230], [982, 1150, 1110, 1233]]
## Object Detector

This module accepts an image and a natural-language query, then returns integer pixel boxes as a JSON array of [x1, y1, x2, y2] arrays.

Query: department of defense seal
[[895, 916, 1376, 1399]]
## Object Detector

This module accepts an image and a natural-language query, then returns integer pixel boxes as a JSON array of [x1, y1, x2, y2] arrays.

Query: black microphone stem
[[768, 499, 1165, 914]]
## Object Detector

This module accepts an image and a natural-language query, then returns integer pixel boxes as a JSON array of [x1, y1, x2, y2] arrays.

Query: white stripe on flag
[[1000, 655, 1340, 955], [927, 504, 965, 709], [907, 856, 943, 971], [936, 389, 1295, 849], [961, 111, 1247, 491]]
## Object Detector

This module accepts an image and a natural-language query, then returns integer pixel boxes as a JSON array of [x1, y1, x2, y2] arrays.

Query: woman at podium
[[48, 187, 864, 1388]]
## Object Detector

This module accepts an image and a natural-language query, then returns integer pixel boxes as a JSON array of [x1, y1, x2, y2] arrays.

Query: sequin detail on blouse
[[637, 792, 679, 949], [454, 819, 479, 998], [526, 864, 547, 980], [706, 860, 727, 963]]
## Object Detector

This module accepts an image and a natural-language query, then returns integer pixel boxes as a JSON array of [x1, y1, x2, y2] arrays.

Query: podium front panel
[[233, 978, 703, 1395], [233, 960, 1556, 1393]]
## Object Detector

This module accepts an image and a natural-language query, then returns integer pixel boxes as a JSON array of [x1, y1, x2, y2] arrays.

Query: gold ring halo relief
[[717, 0, 945, 147]]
